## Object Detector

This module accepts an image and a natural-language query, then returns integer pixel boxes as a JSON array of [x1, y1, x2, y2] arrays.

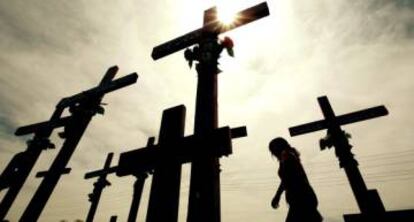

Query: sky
[[0, 0, 413, 221]]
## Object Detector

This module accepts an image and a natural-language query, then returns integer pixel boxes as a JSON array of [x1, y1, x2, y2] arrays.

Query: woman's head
[[269, 137, 290, 159]]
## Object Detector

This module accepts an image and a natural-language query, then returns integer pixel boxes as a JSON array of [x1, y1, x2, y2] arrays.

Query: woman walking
[[269, 137, 323, 222]]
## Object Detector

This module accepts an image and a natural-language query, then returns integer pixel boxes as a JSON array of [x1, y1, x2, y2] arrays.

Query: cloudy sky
[[0, 0, 413, 221]]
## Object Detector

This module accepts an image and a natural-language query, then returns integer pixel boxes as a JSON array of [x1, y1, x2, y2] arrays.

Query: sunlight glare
[[217, 2, 238, 25]]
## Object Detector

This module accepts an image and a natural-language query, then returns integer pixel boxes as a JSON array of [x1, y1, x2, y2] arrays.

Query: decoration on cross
[[184, 36, 234, 70], [319, 130, 351, 151]]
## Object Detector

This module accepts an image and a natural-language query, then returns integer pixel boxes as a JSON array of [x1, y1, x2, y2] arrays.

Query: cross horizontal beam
[[59, 72, 138, 108], [116, 126, 247, 177], [15, 116, 72, 136], [85, 166, 118, 179], [84, 153, 115, 179], [151, 2, 269, 60], [35, 168, 71, 178], [289, 102, 388, 136], [15, 72, 138, 137]]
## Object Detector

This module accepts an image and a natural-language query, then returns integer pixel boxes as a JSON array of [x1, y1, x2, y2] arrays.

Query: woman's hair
[[269, 137, 300, 159]]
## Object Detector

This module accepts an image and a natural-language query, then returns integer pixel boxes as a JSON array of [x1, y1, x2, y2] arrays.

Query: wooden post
[[146, 106, 186, 222]]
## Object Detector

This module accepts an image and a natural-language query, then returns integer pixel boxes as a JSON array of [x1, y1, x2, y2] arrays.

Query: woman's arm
[[271, 182, 284, 209]]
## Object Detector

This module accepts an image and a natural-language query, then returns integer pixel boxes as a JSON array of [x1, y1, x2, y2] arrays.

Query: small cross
[[84, 153, 115, 222]]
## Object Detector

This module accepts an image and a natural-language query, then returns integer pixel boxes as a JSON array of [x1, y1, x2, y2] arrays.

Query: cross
[[84, 138, 153, 222], [115, 105, 247, 222], [145, 105, 185, 222], [0, 97, 69, 220], [289, 96, 414, 221], [152, 2, 268, 221], [84, 152, 115, 222], [19, 66, 138, 222]]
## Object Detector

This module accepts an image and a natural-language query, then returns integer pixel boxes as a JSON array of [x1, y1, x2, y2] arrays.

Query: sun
[[217, 2, 238, 25]]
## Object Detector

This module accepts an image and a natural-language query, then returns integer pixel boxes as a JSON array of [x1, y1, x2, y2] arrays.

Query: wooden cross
[[152, 3, 268, 221], [115, 105, 246, 222], [152, 2, 269, 60], [0, 77, 105, 220], [145, 105, 185, 222], [84, 153, 115, 222], [0, 107, 63, 221], [289, 96, 414, 221], [19, 66, 138, 222]]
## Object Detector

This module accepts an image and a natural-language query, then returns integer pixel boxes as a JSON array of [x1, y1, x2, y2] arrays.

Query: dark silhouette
[[269, 137, 322, 222], [146, 105, 185, 222], [0, 106, 64, 221], [19, 66, 138, 222], [84, 153, 116, 222], [289, 96, 414, 222], [152, 3, 268, 222], [109, 215, 117, 222], [115, 105, 246, 222], [127, 173, 148, 222]]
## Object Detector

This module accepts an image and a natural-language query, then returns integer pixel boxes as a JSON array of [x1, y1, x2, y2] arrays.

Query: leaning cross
[[19, 66, 138, 222], [0, 106, 64, 221], [288, 96, 414, 221], [0, 73, 112, 220], [84, 152, 116, 222], [152, 3, 269, 222]]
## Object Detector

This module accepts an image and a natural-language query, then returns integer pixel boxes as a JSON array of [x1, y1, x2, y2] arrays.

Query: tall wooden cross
[[289, 96, 414, 221], [84, 152, 115, 222], [0, 106, 66, 221], [115, 105, 247, 222], [145, 105, 185, 222], [152, 2, 269, 221], [19, 66, 138, 222]]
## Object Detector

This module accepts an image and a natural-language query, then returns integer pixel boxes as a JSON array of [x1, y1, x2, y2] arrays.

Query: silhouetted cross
[[115, 105, 246, 222], [289, 96, 400, 221], [19, 66, 138, 222], [152, 3, 268, 221], [84, 153, 115, 222]]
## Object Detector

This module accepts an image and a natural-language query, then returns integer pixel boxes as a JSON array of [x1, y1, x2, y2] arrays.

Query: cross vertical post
[[146, 106, 186, 222], [151, 3, 269, 221], [127, 173, 148, 222], [126, 137, 154, 222], [19, 66, 138, 222]]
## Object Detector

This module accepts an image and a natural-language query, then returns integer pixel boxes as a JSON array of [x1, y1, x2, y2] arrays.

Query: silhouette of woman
[[269, 137, 322, 222]]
